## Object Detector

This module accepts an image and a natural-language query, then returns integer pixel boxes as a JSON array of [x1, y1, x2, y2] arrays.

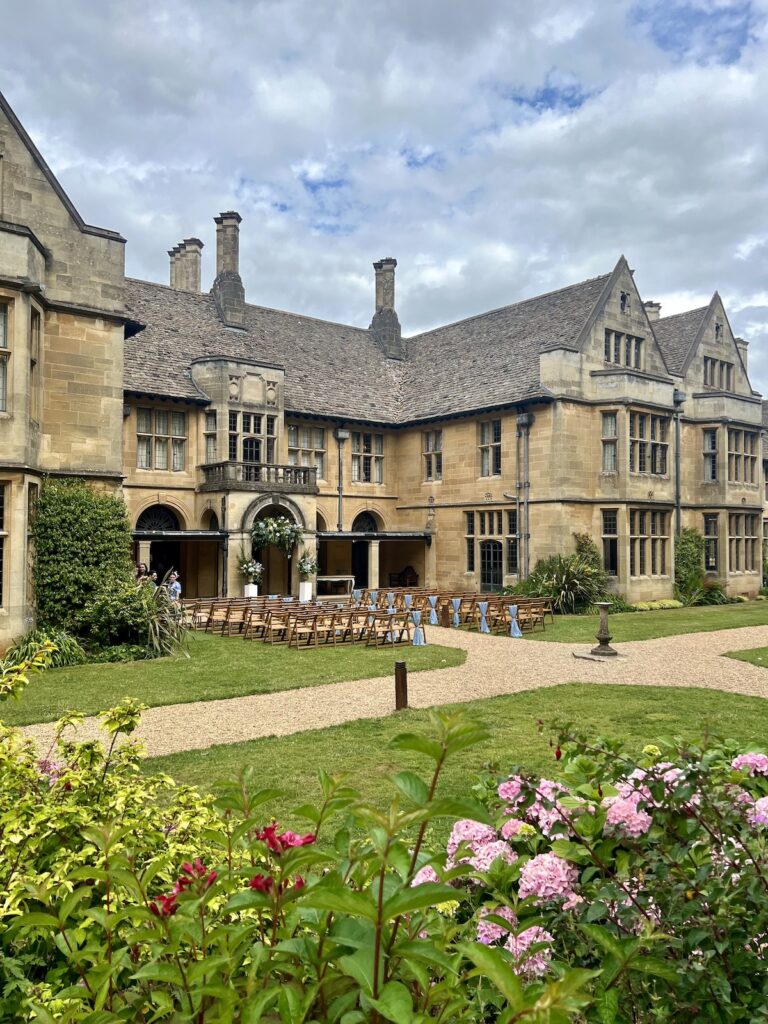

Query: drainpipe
[[673, 390, 686, 537], [516, 412, 534, 578], [334, 427, 350, 531]]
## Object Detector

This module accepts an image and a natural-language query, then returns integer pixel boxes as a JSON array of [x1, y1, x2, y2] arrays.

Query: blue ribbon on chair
[[411, 609, 426, 646], [268, 594, 278, 599], [404, 594, 413, 609], [352, 589, 361, 606], [451, 598, 461, 627], [283, 597, 293, 602], [386, 591, 395, 608], [427, 595, 439, 625], [370, 590, 378, 606], [509, 605, 523, 638], [478, 601, 490, 634]]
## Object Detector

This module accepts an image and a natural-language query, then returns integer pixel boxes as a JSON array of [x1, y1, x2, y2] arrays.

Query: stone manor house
[[0, 90, 765, 644]]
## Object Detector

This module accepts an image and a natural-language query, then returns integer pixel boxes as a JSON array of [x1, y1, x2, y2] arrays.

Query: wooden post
[[395, 661, 408, 710], [439, 603, 451, 628]]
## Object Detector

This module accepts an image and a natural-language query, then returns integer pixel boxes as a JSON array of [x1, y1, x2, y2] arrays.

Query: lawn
[[726, 646, 768, 669], [1, 634, 465, 727], [526, 601, 768, 643], [146, 682, 768, 831]]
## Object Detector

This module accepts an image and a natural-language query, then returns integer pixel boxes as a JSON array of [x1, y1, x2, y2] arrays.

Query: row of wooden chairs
[[244, 606, 415, 649]]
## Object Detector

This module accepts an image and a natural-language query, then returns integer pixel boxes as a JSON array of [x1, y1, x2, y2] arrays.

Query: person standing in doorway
[[167, 571, 182, 602]]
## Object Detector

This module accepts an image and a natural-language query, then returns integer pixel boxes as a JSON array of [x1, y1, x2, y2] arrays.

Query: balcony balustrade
[[199, 461, 318, 494]]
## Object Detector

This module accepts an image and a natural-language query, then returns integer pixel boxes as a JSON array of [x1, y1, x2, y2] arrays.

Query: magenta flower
[[506, 926, 554, 979], [732, 753, 768, 777], [518, 853, 578, 906], [477, 904, 517, 945], [603, 794, 653, 839], [411, 864, 440, 886]]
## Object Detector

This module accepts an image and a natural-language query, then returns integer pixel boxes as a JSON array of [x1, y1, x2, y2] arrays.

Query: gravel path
[[20, 624, 768, 758]]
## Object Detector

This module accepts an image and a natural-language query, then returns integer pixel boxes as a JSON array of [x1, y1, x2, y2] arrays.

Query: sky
[[3, 0, 768, 393]]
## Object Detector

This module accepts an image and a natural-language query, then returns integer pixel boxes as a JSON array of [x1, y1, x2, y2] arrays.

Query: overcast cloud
[[3, 0, 768, 392]]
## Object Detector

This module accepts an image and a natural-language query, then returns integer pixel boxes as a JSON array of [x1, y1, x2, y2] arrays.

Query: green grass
[[2, 634, 465, 727], [527, 602, 768, 643], [726, 646, 768, 669], [146, 683, 768, 831]]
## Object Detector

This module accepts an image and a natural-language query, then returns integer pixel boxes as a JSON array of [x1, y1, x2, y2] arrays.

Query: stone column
[[138, 541, 151, 569], [368, 539, 380, 589]]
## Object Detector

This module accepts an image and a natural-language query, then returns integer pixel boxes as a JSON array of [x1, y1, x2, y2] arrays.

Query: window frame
[[0, 481, 6, 608], [728, 512, 759, 573], [602, 508, 619, 576], [137, 406, 188, 472], [629, 411, 668, 476], [601, 412, 618, 474], [0, 302, 10, 414], [629, 507, 669, 578], [703, 513, 719, 573], [422, 429, 443, 482], [351, 431, 385, 485], [287, 423, 327, 479], [478, 419, 502, 478], [703, 428, 718, 482]]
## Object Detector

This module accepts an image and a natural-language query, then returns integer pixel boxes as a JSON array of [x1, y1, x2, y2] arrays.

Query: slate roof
[[653, 306, 709, 375], [123, 270, 613, 424]]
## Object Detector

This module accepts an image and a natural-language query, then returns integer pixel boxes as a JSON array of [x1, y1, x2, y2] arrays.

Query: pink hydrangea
[[732, 753, 768, 777], [411, 864, 439, 886], [447, 819, 496, 859], [477, 904, 517, 945], [501, 817, 528, 840], [470, 840, 517, 873], [603, 794, 653, 839], [498, 776, 525, 805], [518, 853, 578, 906], [749, 796, 768, 826], [506, 926, 554, 979], [499, 776, 571, 836]]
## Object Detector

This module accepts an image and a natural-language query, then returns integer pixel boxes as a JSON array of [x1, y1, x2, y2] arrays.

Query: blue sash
[[428, 595, 439, 625]]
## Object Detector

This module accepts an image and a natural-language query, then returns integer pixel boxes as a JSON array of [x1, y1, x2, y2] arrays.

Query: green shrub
[[86, 643, 150, 663], [32, 479, 134, 631], [630, 599, 684, 612], [511, 554, 610, 613], [674, 527, 705, 600], [573, 532, 601, 570], [77, 581, 188, 658], [6, 628, 85, 669]]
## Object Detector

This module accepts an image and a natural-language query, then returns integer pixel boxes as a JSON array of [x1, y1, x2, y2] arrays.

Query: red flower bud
[[248, 873, 273, 892], [294, 876, 305, 890], [555, 746, 562, 761]]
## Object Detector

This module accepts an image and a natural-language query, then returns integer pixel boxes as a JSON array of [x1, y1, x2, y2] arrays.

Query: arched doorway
[[136, 505, 182, 580], [351, 511, 381, 587], [251, 503, 301, 595]]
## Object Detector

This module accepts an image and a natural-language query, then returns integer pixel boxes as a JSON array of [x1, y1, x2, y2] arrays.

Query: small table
[[316, 575, 355, 601]]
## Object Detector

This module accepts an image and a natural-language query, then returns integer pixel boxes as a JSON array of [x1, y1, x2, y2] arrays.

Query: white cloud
[[2, 0, 768, 393]]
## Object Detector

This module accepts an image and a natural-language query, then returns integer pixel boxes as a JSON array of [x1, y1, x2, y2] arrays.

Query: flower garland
[[251, 516, 303, 555]]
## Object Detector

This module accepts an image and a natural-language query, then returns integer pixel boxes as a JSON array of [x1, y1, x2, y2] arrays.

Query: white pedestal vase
[[244, 582, 259, 598], [298, 580, 313, 603]]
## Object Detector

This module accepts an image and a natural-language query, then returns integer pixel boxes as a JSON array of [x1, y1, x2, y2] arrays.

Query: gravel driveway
[[19, 624, 768, 758]]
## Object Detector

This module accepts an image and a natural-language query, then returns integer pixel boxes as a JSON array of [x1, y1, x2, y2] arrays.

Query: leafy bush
[[573, 533, 601, 570], [32, 479, 134, 631], [1, 707, 600, 1022], [674, 526, 705, 598], [511, 554, 611, 614], [86, 643, 151, 663], [77, 581, 188, 658], [6, 628, 85, 669], [593, 593, 635, 614], [631, 599, 684, 611]]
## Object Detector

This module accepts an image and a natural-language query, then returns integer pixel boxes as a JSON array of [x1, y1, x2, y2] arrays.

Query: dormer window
[[620, 291, 630, 313], [604, 329, 643, 370]]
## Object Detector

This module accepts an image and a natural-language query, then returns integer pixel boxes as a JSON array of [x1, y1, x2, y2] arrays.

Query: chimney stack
[[181, 237, 203, 292], [369, 257, 404, 359], [643, 300, 662, 322], [168, 244, 182, 289], [211, 211, 246, 328]]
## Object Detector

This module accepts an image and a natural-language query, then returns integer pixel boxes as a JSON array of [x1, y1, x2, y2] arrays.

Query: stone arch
[[241, 494, 308, 533], [351, 507, 385, 532], [315, 509, 329, 532], [135, 502, 187, 531], [201, 508, 220, 531]]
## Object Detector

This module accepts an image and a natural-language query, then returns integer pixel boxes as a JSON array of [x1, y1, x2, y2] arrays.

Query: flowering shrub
[[251, 515, 303, 554], [297, 549, 319, 580], [236, 548, 263, 581], [5, 671, 768, 1021]]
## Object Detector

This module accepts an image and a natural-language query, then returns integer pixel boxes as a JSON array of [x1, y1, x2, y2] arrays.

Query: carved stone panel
[[241, 373, 265, 405]]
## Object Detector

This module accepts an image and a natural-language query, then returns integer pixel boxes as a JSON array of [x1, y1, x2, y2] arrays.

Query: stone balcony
[[199, 461, 318, 494]]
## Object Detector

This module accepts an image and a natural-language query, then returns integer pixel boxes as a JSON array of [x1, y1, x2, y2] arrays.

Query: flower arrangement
[[297, 550, 318, 581], [237, 551, 263, 582], [251, 515, 303, 554]]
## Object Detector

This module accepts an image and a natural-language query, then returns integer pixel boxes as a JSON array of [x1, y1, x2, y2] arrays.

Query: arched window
[[479, 540, 503, 592], [243, 437, 261, 463], [202, 510, 219, 531], [136, 505, 180, 532], [352, 512, 379, 533]]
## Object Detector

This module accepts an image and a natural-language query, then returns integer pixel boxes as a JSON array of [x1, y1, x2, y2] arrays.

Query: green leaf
[[303, 886, 377, 922], [382, 883, 460, 920], [629, 956, 679, 983], [581, 923, 622, 957], [388, 732, 443, 761], [460, 941, 524, 1009], [338, 945, 376, 995], [427, 797, 493, 823], [8, 912, 59, 932], [368, 981, 416, 1023], [392, 770, 429, 805], [594, 988, 619, 1024]]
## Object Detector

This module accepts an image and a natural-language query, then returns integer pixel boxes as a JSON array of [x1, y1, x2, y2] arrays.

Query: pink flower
[[518, 853, 578, 906], [603, 795, 653, 839], [446, 819, 516, 872], [506, 926, 554, 979], [447, 819, 496, 858], [498, 776, 525, 804], [501, 818, 528, 840], [411, 864, 440, 886], [248, 873, 273, 892], [732, 753, 768, 777], [477, 904, 517, 945], [470, 841, 517, 873], [149, 893, 178, 918], [256, 824, 316, 853], [749, 796, 768, 826]]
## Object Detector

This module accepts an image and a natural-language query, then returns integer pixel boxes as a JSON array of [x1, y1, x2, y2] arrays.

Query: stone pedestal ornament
[[591, 602, 618, 657]]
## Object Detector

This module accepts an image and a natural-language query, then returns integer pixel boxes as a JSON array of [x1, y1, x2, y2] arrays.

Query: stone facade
[[0, 90, 764, 647]]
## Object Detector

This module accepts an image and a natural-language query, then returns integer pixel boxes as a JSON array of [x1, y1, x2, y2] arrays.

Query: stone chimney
[[211, 211, 245, 328], [369, 257, 405, 359], [735, 336, 748, 371], [643, 300, 662, 322], [168, 244, 182, 289], [181, 237, 203, 292]]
